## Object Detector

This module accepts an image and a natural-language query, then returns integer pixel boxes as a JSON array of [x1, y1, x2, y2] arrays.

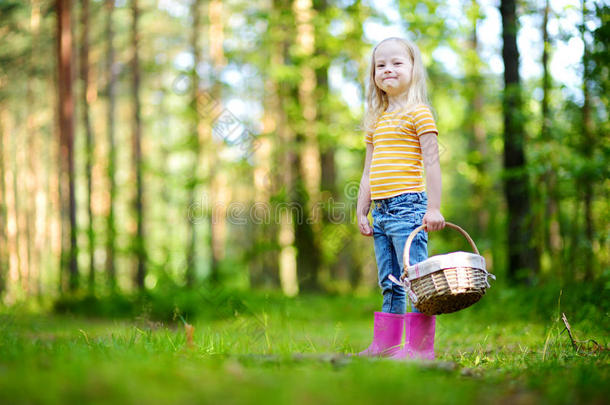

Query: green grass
[[1, 284, 608, 404]]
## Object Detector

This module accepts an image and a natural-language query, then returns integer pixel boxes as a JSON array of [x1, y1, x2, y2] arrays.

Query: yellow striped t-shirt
[[365, 105, 438, 200]]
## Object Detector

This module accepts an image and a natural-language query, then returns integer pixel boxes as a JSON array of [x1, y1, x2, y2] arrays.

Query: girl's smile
[[373, 40, 413, 97]]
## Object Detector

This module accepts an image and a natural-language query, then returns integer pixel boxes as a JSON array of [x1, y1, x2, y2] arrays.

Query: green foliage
[[51, 286, 256, 322], [591, 3, 610, 110]]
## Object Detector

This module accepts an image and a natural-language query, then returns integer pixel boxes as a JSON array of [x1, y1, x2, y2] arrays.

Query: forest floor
[[0, 284, 608, 404]]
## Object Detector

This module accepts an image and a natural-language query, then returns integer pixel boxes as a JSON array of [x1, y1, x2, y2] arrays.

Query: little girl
[[355, 37, 445, 360]]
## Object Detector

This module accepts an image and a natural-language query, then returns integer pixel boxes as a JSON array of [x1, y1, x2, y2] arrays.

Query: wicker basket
[[394, 222, 496, 316]]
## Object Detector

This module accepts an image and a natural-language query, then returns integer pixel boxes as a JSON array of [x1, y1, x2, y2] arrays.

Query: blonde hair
[[363, 37, 430, 135]]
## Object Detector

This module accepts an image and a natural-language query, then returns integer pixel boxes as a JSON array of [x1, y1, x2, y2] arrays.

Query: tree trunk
[[467, 0, 490, 236], [540, 0, 562, 275], [24, 83, 37, 298], [105, 0, 117, 291], [273, 0, 298, 296], [314, 0, 345, 286], [208, 0, 227, 284], [250, 0, 284, 289], [22, 124, 35, 298], [39, 115, 53, 299], [22, 1, 43, 297], [57, 0, 78, 292], [567, 196, 581, 281], [580, 0, 595, 281], [10, 132, 23, 293], [251, 80, 279, 288], [185, 0, 202, 288], [157, 93, 172, 278], [31, 130, 46, 299], [293, 0, 321, 291], [2, 111, 20, 301], [0, 108, 7, 298], [342, 0, 369, 289], [131, 0, 146, 290], [29, 0, 44, 299], [500, 0, 538, 284], [81, 0, 95, 292]]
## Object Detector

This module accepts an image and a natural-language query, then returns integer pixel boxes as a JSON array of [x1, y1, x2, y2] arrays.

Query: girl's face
[[373, 40, 413, 97]]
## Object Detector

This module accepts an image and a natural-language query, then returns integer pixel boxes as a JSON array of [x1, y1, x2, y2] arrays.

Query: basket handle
[[401, 222, 480, 282]]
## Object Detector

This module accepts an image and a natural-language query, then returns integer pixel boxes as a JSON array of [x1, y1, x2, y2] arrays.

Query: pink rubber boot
[[389, 313, 435, 360], [357, 312, 404, 357]]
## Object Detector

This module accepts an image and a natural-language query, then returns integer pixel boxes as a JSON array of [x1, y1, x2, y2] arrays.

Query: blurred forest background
[[0, 0, 608, 310]]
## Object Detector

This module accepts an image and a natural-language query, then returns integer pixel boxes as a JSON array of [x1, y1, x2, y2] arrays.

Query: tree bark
[[185, 0, 202, 288], [208, 0, 227, 285], [131, 0, 146, 289], [500, 0, 538, 283], [250, 0, 291, 289], [81, 0, 96, 292], [343, 0, 369, 289], [22, 1, 44, 297], [540, 0, 562, 274], [273, 0, 298, 296], [0, 108, 7, 298], [251, 68, 280, 288], [293, 0, 321, 291], [57, 0, 78, 292], [467, 0, 489, 236], [580, 0, 595, 281], [2, 111, 20, 301], [105, 0, 117, 291], [314, 0, 346, 286], [29, 0, 44, 298]]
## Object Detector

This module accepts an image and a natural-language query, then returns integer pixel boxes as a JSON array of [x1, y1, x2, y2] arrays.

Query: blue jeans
[[371, 192, 428, 314]]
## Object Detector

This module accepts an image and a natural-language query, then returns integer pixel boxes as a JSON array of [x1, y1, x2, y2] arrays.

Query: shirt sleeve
[[411, 105, 438, 137], [365, 131, 373, 144]]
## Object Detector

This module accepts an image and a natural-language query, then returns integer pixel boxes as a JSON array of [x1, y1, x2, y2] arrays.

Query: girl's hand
[[423, 208, 445, 232], [358, 214, 373, 236]]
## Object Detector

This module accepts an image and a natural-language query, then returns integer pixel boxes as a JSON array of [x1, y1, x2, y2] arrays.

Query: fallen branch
[[561, 313, 577, 351], [561, 312, 606, 355]]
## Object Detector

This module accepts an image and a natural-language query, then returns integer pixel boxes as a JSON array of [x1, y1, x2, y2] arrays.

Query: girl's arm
[[420, 132, 445, 231], [357, 142, 374, 236]]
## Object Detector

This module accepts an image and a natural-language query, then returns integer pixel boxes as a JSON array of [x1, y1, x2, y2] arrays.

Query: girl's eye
[[395, 62, 402, 65], [377, 64, 384, 68]]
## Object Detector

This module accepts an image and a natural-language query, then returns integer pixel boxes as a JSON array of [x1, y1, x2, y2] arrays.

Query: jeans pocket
[[388, 205, 423, 222], [415, 202, 428, 213]]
